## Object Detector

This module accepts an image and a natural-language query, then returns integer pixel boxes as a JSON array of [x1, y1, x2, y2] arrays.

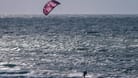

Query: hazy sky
[[0, 0, 138, 15]]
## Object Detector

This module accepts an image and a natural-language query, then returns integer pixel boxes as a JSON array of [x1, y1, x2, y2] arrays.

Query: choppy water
[[0, 15, 138, 78]]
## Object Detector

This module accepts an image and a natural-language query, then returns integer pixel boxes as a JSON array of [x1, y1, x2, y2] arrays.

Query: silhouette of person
[[83, 71, 87, 78]]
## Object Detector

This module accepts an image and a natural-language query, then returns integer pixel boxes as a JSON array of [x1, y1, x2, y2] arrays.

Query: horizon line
[[0, 13, 138, 16]]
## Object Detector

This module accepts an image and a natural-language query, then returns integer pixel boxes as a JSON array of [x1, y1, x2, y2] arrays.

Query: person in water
[[83, 71, 87, 78]]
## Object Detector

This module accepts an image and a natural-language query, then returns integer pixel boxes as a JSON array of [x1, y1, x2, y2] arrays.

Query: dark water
[[0, 15, 138, 78]]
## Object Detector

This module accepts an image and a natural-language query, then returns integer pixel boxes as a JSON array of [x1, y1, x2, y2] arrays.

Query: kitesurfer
[[83, 71, 87, 78]]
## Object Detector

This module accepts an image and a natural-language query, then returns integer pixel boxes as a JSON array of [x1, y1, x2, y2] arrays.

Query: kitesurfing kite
[[43, 0, 60, 15]]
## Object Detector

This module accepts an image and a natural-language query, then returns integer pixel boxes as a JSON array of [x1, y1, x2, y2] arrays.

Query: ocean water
[[0, 15, 138, 78]]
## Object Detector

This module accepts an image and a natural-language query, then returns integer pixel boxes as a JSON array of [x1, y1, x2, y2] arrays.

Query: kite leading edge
[[43, 0, 60, 15]]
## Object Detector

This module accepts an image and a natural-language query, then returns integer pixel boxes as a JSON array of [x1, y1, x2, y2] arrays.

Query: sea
[[0, 14, 138, 78]]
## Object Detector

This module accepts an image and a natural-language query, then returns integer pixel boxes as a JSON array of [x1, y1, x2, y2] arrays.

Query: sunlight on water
[[0, 15, 138, 78]]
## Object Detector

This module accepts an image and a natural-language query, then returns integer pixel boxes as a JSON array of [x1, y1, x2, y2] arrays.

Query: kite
[[43, 0, 60, 15]]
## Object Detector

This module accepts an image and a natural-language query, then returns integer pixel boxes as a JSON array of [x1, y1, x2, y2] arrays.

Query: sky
[[0, 0, 138, 15]]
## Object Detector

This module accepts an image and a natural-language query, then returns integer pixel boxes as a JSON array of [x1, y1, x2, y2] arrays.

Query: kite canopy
[[43, 0, 60, 15]]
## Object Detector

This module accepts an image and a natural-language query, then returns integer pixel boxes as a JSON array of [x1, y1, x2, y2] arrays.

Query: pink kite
[[43, 0, 60, 15]]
